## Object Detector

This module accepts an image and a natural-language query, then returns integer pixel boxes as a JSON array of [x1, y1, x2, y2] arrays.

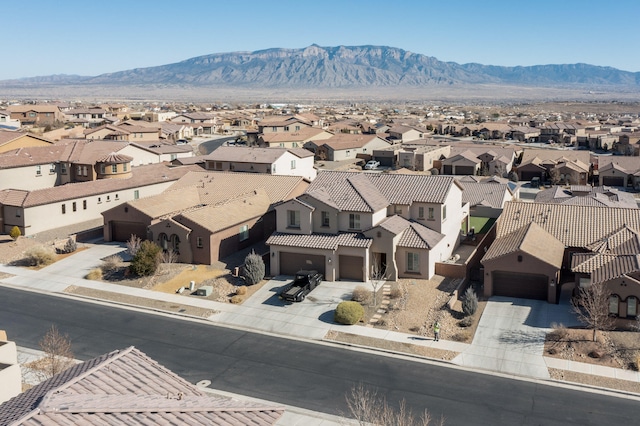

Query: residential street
[[0, 286, 637, 425]]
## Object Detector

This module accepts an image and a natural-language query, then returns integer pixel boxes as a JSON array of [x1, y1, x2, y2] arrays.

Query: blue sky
[[4, 0, 639, 80]]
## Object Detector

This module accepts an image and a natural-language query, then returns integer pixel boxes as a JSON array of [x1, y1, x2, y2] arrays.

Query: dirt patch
[[325, 330, 458, 361], [549, 368, 640, 394], [545, 327, 640, 370], [65, 285, 216, 317], [0, 236, 41, 264]]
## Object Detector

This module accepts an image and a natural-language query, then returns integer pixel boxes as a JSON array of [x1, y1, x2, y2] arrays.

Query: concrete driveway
[[214, 276, 361, 340], [452, 287, 581, 379]]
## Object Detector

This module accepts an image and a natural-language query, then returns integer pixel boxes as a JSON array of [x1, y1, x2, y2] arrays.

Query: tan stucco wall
[[0, 136, 52, 154], [0, 165, 58, 191]]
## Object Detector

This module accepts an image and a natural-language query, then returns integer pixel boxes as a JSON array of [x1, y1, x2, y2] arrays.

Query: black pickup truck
[[279, 270, 322, 302]]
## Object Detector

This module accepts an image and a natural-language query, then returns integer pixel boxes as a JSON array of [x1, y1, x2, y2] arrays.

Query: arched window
[[609, 295, 619, 315], [170, 234, 180, 254], [158, 233, 168, 251], [627, 296, 637, 317]]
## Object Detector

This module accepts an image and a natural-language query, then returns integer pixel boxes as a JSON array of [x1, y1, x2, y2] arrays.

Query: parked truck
[[279, 270, 322, 302]]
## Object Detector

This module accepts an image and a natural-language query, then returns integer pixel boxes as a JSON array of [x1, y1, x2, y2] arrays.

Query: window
[[428, 207, 434, 220], [418, 207, 424, 219], [239, 225, 249, 241], [287, 210, 300, 228], [100, 164, 105, 174], [134, 190, 140, 200], [321, 211, 330, 227], [271, 127, 277, 132], [295, 125, 300, 131], [609, 295, 619, 315], [284, 126, 289, 131], [407, 252, 420, 272], [394, 205, 402, 215], [628, 297, 637, 317], [111, 164, 118, 173], [72, 202, 77, 212], [196, 237, 203, 248], [77, 165, 82, 175], [115, 194, 119, 200], [170, 154, 177, 161], [82, 166, 87, 176], [98, 197, 102, 203], [107, 195, 111, 202], [214, 162, 222, 170], [83, 200, 87, 210], [49, 163, 56, 173], [15, 209, 21, 218], [61, 204, 66, 214], [61, 164, 67, 174], [29, 112, 36, 117], [123, 163, 128, 172], [442, 205, 447, 220], [291, 160, 296, 169], [349, 213, 361, 230], [36, 165, 41, 176]]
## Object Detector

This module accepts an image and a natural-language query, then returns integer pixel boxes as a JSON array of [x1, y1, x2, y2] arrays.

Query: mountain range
[[2, 45, 639, 96]]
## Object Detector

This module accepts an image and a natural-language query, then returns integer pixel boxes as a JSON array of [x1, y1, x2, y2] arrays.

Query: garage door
[[279, 252, 325, 276], [111, 221, 147, 242], [339, 255, 364, 281], [601, 176, 624, 187], [492, 271, 548, 300], [520, 171, 544, 182]]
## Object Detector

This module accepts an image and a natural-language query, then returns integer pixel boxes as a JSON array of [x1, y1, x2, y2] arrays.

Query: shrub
[[462, 287, 478, 317], [24, 246, 55, 267], [126, 234, 142, 257], [633, 354, 640, 371], [334, 301, 364, 325], [9, 226, 21, 241], [458, 316, 473, 328], [389, 287, 403, 299], [548, 322, 568, 341], [86, 268, 103, 280], [230, 295, 244, 304], [101, 254, 122, 273], [236, 285, 247, 295], [241, 251, 265, 285], [62, 238, 77, 254], [352, 286, 371, 304], [451, 331, 471, 342], [129, 240, 162, 276]]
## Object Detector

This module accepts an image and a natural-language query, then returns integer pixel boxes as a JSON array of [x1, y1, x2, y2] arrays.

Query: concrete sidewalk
[[1, 242, 637, 388]]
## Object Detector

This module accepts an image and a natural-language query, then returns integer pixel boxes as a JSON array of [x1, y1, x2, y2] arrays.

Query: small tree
[[28, 325, 75, 381], [126, 234, 142, 257], [507, 170, 519, 182], [9, 226, 21, 241], [160, 250, 179, 274], [462, 287, 478, 317], [129, 240, 162, 276], [370, 257, 388, 307], [572, 283, 616, 342], [241, 251, 265, 285]]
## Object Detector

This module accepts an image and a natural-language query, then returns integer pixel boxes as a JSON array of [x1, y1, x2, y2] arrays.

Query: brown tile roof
[[533, 186, 637, 208], [259, 127, 328, 143], [571, 252, 640, 284], [321, 134, 386, 150], [96, 152, 133, 164], [267, 232, 372, 250], [0, 144, 70, 169], [132, 141, 194, 154], [0, 130, 53, 147], [586, 225, 640, 255], [175, 189, 271, 232], [458, 181, 511, 209], [205, 146, 312, 163], [520, 148, 591, 166], [1, 163, 199, 208], [167, 171, 306, 206], [376, 216, 445, 249], [125, 186, 203, 219], [0, 346, 283, 426], [496, 201, 640, 248], [482, 222, 565, 267], [309, 171, 456, 207]]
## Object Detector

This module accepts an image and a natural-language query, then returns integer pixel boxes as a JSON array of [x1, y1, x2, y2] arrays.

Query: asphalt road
[[0, 286, 636, 425]]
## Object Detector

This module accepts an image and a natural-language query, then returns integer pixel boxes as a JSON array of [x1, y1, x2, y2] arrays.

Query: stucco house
[[102, 171, 308, 264], [267, 171, 469, 282], [6, 105, 63, 127], [0, 130, 54, 154], [258, 127, 333, 149], [312, 134, 390, 161], [441, 151, 482, 175], [596, 156, 640, 188], [481, 201, 640, 309], [204, 146, 317, 181]]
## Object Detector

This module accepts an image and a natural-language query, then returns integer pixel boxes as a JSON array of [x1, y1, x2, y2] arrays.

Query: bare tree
[[126, 234, 142, 257], [159, 249, 179, 274], [549, 167, 561, 185], [344, 382, 444, 426], [370, 256, 388, 307], [27, 325, 75, 381], [572, 283, 616, 342]]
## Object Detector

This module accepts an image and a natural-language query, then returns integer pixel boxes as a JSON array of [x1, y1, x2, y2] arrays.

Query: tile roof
[[441, 150, 482, 165], [370, 215, 444, 249], [1, 163, 199, 208], [0, 144, 71, 169], [267, 232, 372, 250], [259, 127, 328, 143], [321, 134, 386, 150], [308, 171, 455, 207], [533, 185, 637, 208], [458, 181, 511, 209], [0, 130, 53, 147], [482, 222, 565, 267], [0, 346, 283, 426], [520, 148, 591, 166], [571, 253, 640, 284], [496, 201, 640, 248], [205, 146, 312, 163], [585, 225, 640, 255]]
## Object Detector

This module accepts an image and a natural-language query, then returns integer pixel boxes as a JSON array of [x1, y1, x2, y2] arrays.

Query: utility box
[[189, 281, 195, 291], [196, 285, 213, 297]]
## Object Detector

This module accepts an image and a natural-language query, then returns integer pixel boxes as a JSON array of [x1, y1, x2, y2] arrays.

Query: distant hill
[[1, 45, 639, 99]]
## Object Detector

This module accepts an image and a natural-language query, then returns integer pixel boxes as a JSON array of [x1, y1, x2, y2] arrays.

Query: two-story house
[[7, 105, 63, 127], [267, 171, 468, 282], [204, 146, 316, 181]]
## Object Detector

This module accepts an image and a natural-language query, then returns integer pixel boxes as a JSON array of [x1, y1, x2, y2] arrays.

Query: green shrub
[[241, 251, 265, 285], [352, 286, 371, 304], [236, 285, 247, 295], [334, 301, 365, 325], [9, 226, 21, 241], [462, 287, 478, 317], [23, 246, 55, 267], [230, 295, 244, 304], [86, 268, 103, 280], [129, 240, 162, 276]]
